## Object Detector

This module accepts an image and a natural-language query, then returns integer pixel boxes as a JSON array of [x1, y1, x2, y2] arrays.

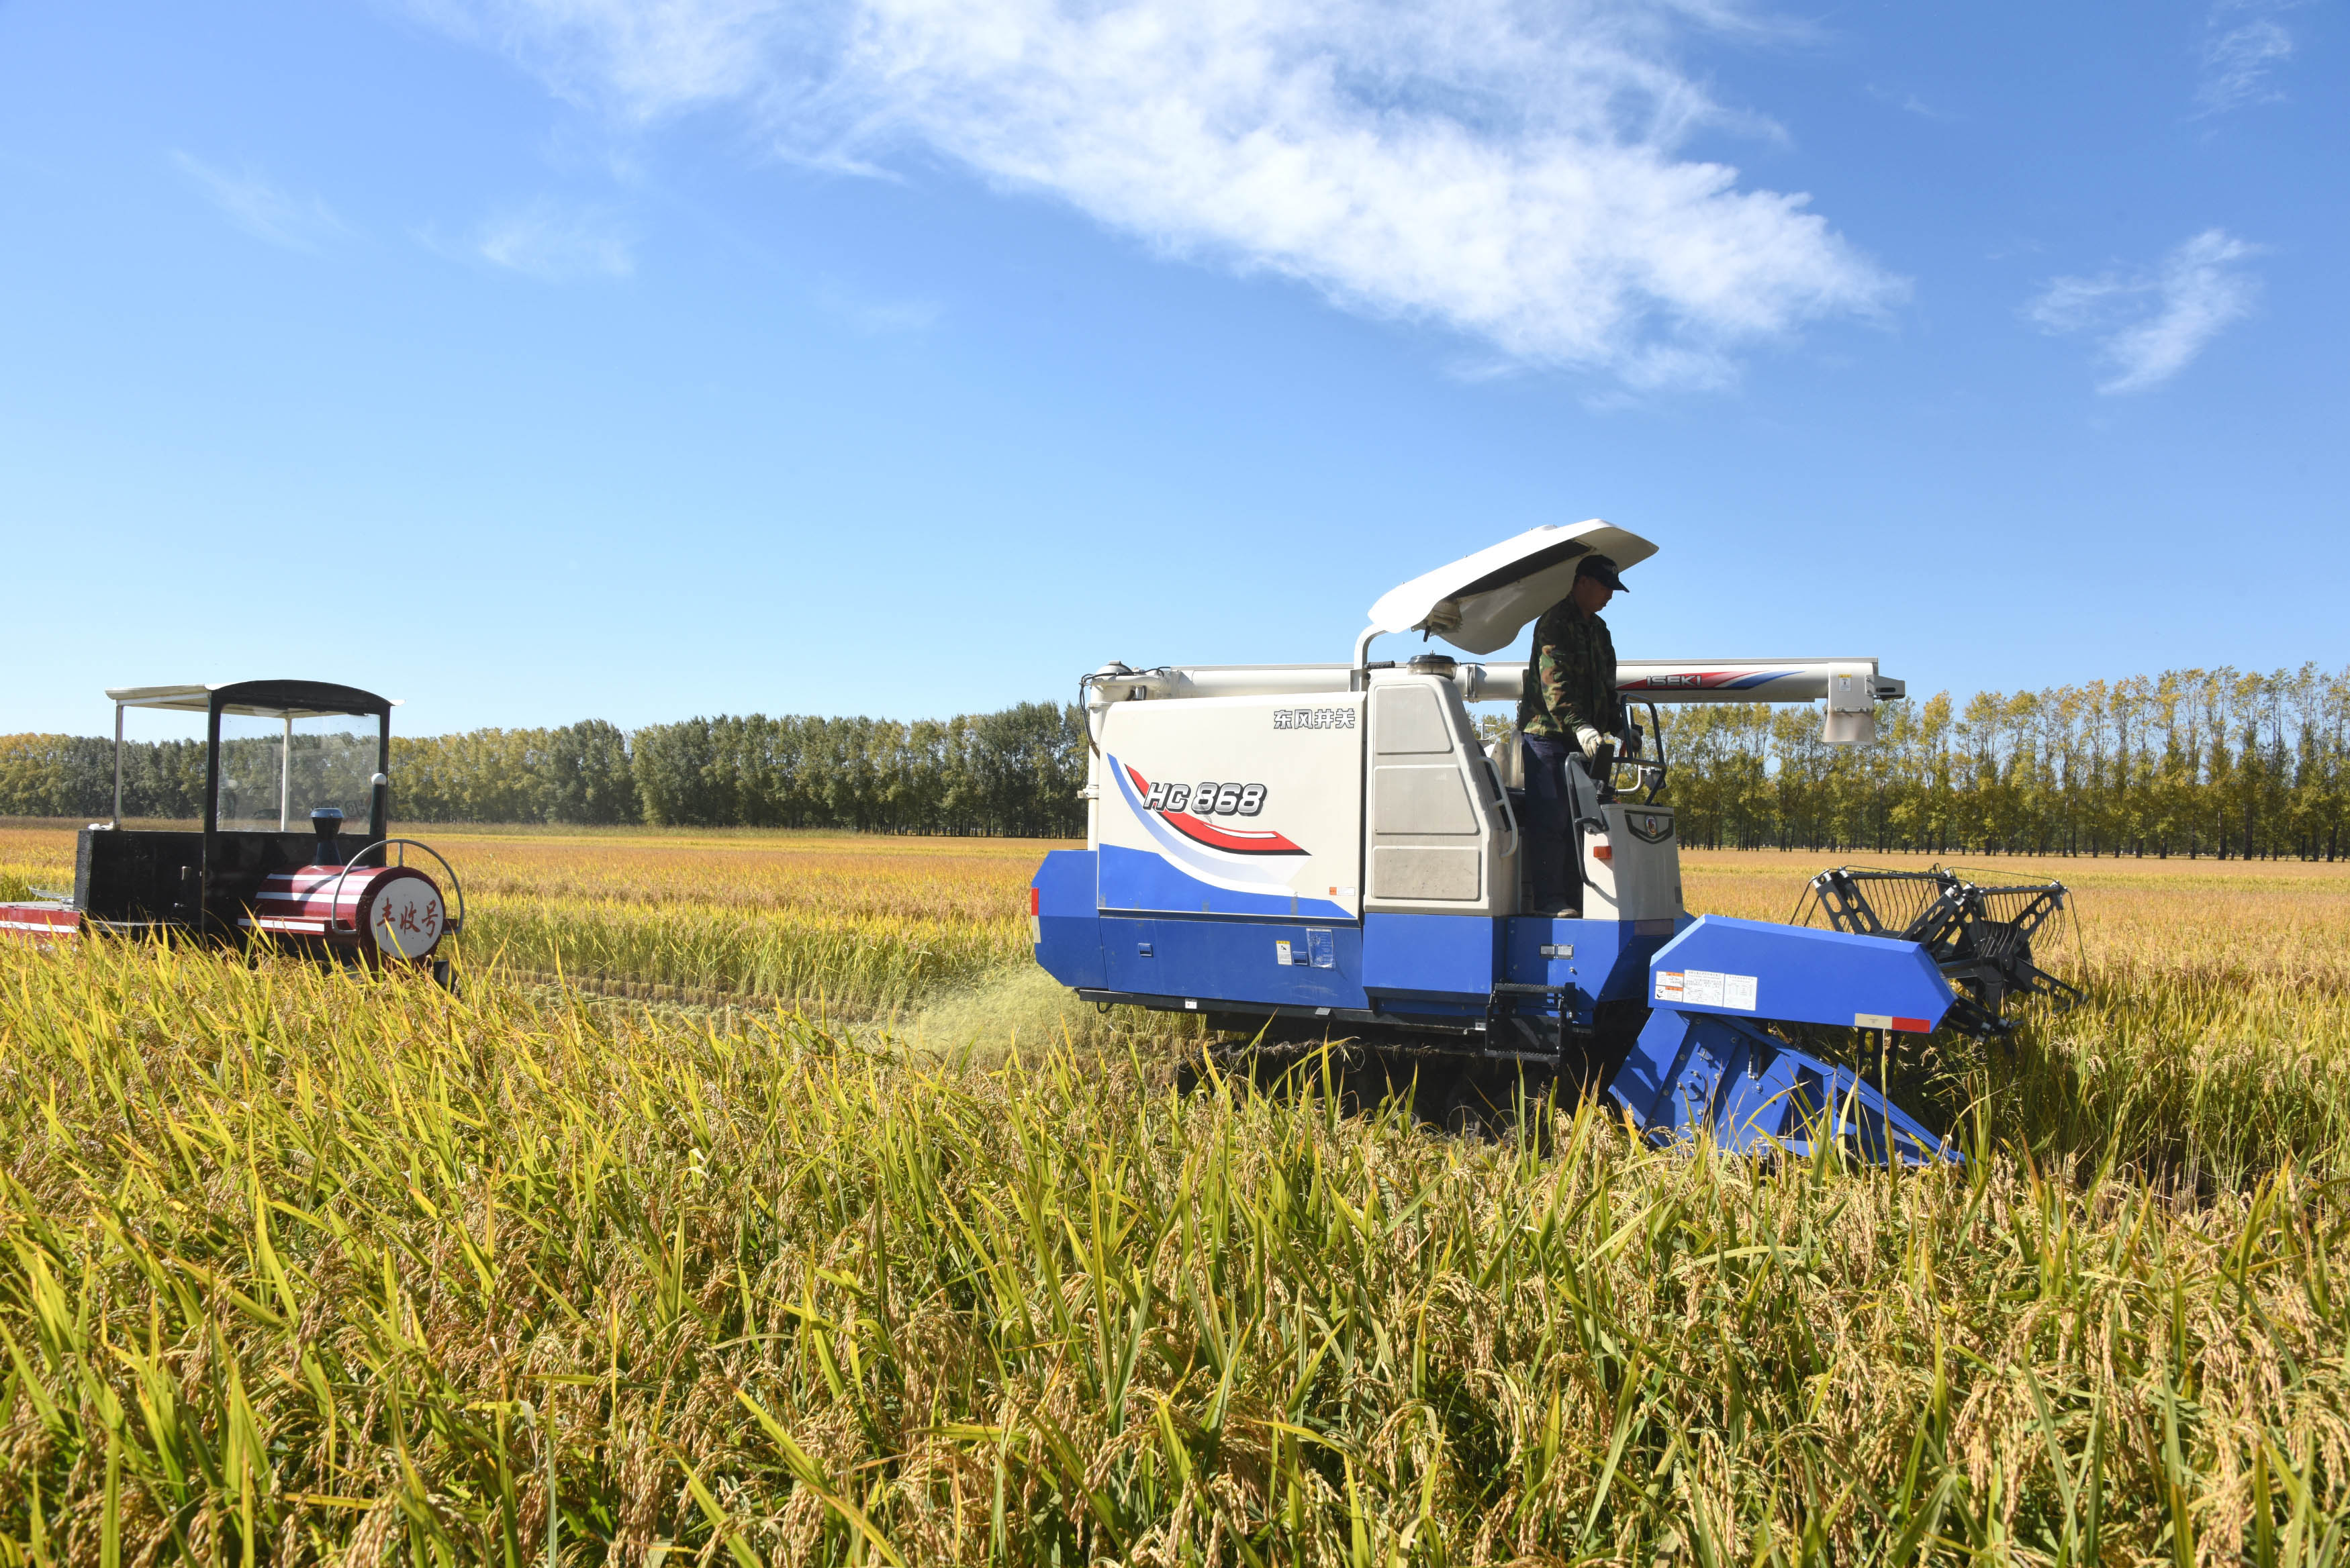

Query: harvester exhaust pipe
[[308, 807, 346, 867]]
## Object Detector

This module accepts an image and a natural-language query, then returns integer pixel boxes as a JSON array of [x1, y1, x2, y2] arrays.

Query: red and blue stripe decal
[[1121, 764, 1307, 856], [1617, 671, 1786, 693]]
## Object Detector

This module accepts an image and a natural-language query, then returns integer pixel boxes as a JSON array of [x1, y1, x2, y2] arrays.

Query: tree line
[[1651, 664, 2350, 859], [0, 703, 1089, 838], [4, 666, 2346, 856]]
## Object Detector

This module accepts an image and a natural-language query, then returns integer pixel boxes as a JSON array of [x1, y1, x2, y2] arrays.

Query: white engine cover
[[1093, 693, 1366, 920]]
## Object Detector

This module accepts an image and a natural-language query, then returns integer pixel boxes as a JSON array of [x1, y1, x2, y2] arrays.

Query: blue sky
[[2, 0, 2343, 739]]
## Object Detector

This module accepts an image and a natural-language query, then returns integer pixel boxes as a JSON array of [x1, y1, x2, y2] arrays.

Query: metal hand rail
[[320, 838, 467, 941], [1485, 755, 1521, 861]]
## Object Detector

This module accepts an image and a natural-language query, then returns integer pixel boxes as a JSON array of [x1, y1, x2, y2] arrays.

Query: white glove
[[1574, 726, 1606, 754]]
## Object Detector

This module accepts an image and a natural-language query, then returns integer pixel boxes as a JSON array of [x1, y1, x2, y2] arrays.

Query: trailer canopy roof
[[1364, 520, 1658, 657], [105, 682, 400, 720]]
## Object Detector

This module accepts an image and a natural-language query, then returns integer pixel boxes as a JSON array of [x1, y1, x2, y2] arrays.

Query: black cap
[[1577, 553, 1629, 593]]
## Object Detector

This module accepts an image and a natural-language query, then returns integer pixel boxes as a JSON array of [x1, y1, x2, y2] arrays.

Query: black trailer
[[3, 680, 461, 977]]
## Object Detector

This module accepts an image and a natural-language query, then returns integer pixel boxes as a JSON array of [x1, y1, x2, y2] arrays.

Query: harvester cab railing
[[1631, 699, 1668, 801]]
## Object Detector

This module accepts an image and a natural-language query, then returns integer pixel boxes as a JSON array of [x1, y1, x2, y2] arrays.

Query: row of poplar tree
[[3, 666, 2346, 855], [1648, 664, 2350, 859], [0, 703, 1086, 838]]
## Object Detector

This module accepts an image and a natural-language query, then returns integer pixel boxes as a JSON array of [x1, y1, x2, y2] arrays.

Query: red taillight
[[1029, 886, 1041, 916]]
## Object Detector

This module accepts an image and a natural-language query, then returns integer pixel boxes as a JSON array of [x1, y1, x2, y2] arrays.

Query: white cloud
[[411, 0, 1902, 387], [2197, 0, 2300, 115], [406, 0, 802, 114], [1865, 83, 1953, 121], [2026, 229, 2260, 395], [473, 198, 637, 279], [848, 296, 944, 332], [809, 279, 945, 331], [170, 152, 350, 252]]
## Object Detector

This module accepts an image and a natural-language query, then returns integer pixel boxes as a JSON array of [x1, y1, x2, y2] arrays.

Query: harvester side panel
[[1094, 694, 1364, 921], [1364, 675, 1517, 917], [1033, 849, 1107, 991], [1362, 912, 1503, 1001], [1099, 915, 1369, 1012], [1503, 916, 1683, 1022]]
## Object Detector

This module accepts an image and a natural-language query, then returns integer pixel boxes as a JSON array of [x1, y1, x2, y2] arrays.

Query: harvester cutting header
[[1030, 520, 2076, 1164]]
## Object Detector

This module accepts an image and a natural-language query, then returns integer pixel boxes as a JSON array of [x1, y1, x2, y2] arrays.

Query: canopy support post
[[112, 703, 124, 827], [281, 715, 292, 831]]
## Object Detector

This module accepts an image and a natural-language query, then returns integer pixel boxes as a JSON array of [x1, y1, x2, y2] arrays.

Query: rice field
[[3, 820, 2349, 1563], [1, 824, 1041, 1020]]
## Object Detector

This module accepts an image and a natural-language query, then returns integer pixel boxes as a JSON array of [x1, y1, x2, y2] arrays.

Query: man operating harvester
[[1516, 553, 1633, 914]]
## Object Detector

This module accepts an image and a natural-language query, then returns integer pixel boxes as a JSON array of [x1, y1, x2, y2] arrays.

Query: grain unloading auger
[[1028, 520, 2077, 1166]]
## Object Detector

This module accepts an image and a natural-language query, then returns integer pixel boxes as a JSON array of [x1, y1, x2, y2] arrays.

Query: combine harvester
[[1029, 522, 2075, 1165], [0, 679, 463, 983]]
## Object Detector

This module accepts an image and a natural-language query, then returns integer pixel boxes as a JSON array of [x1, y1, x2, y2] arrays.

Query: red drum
[[246, 865, 449, 961]]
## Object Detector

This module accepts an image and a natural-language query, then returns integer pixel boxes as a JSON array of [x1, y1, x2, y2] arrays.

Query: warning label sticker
[[1654, 969, 1758, 1010]]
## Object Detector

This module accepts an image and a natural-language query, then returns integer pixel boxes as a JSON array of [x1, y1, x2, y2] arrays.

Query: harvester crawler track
[[1797, 866, 2083, 1038]]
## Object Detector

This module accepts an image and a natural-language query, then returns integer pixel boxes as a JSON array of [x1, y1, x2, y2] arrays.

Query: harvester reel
[[1797, 866, 2083, 1038]]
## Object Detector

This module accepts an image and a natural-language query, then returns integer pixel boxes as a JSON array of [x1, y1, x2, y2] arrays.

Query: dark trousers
[[1519, 734, 1582, 913]]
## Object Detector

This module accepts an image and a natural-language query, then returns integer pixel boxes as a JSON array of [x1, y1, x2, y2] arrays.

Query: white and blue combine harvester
[[1029, 522, 2077, 1166]]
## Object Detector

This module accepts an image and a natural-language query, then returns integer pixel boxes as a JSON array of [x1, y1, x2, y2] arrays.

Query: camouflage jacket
[[1517, 597, 1624, 744]]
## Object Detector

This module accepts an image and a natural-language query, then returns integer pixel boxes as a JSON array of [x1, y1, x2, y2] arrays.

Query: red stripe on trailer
[[0, 901, 81, 943], [1892, 1016, 1931, 1032], [252, 865, 408, 927], [0, 903, 80, 929]]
